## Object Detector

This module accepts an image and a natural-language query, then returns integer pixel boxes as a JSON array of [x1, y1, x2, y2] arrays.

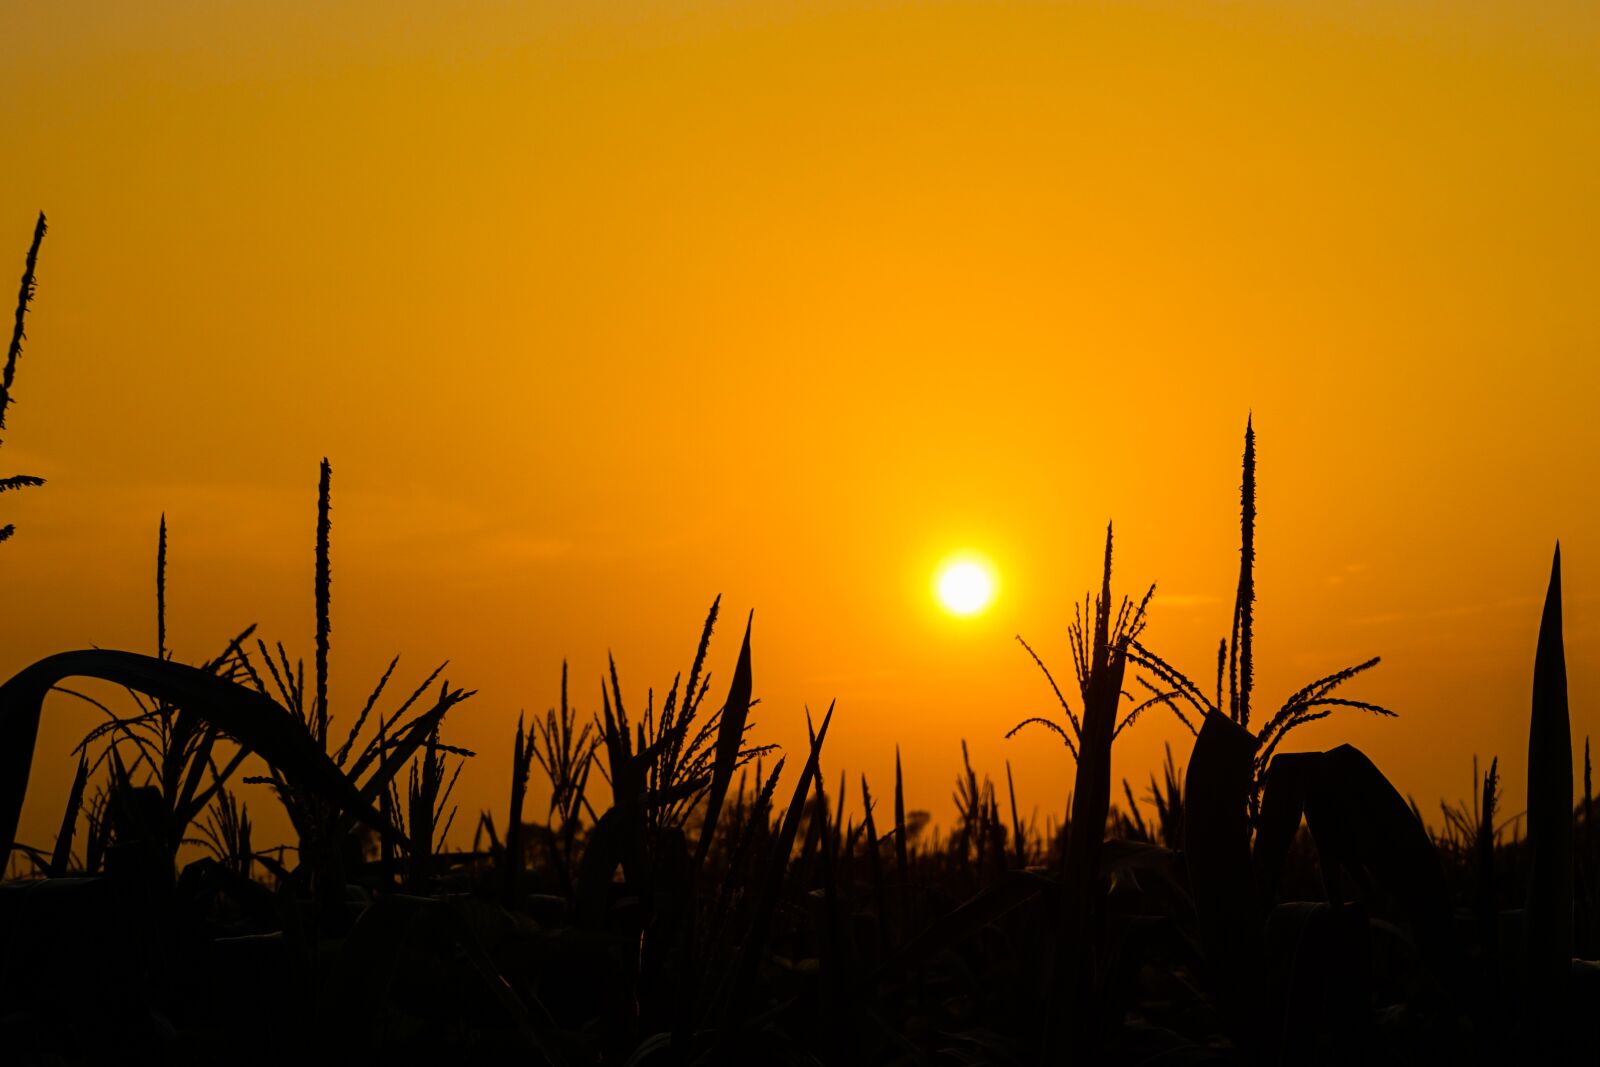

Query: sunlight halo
[[935, 556, 997, 617]]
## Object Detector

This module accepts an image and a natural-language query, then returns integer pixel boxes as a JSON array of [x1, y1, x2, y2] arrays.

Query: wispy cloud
[[1351, 611, 1407, 626], [804, 668, 900, 686], [1325, 562, 1369, 586]]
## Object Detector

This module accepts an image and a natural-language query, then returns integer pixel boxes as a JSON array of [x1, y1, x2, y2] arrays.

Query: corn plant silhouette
[[1006, 521, 1155, 1056], [496, 660, 597, 904], [1127, 417, 1398, 815], [237, 459, 475, 897], [59, 517, 264, 876]]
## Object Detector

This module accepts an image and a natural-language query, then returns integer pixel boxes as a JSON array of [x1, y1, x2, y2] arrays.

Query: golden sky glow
[[3, 2, 1599, 849]]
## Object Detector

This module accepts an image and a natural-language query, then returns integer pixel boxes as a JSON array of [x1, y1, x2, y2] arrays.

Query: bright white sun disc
[[936, 559, 997, 616]]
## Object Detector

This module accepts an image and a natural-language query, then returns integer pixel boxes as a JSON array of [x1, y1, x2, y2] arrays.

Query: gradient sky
[[3, 1, 1598, 853]]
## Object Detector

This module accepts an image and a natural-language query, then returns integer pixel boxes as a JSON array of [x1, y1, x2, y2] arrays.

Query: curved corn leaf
[[0, 649, 399, 862], [1294, 744, 1455, 983], [1256, 742, 1454, 990]]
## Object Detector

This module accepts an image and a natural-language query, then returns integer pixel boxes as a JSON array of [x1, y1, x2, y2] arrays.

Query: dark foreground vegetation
[[2, 216, 1598, 1065]]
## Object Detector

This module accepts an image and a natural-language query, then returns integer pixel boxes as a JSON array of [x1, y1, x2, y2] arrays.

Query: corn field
[[2, 217, 1598, 1065]]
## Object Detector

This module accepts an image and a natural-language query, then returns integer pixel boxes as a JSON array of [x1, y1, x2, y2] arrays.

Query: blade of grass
[[722, 701, 834, 1028], [47, 750, 89, 875], [695, 610, 753, 866], [894, 745, 909, 884], [1526, 544, 1572, 1038]]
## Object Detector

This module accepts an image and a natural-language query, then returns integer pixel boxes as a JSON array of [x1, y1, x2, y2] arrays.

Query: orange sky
[[3, 1, 1599, 853]]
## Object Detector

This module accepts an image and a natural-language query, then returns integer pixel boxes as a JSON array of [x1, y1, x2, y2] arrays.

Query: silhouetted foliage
[[3, 412, 1598, 1065]]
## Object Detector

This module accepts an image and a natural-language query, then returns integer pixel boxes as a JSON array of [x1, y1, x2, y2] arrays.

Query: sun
[[935, 555, 998, 617]]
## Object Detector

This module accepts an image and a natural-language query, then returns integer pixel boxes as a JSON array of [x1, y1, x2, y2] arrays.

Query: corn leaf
[[0, 649, 398, 862], [1526, 544, 1573, 1028]]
